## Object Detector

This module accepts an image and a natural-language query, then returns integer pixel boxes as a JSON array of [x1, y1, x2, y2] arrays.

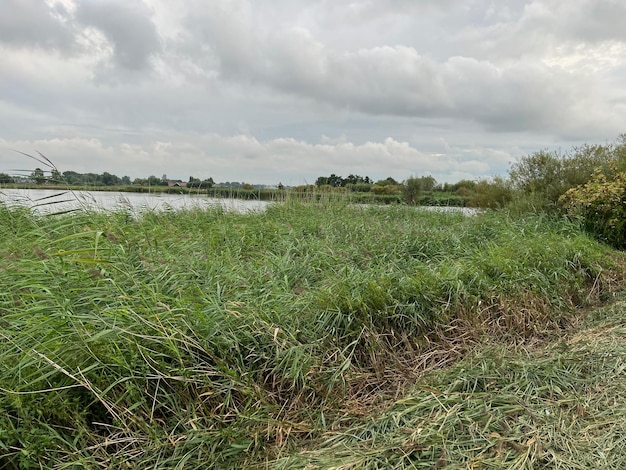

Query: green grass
[[0, 199, 624, 468]]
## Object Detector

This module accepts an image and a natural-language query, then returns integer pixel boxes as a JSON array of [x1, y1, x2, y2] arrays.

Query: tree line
[[0, 169, 220, 189], [2, 134, 625, 248]]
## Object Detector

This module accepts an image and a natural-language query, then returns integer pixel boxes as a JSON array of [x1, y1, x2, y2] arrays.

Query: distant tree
[[146, 175, 165, 186], [403, 177, 423, 205], [466, 177, 513, 209], [0, 173, 14, 184], [62, 171, 82, 185], [344, 174, 371, 185], [375, 177, 399, 186], [187, 176, 202, 188], [31, 168, 46, 185], [327, 174, 344, 187], [121, 176, 131, 185], [101, 172, 121, 186], [315, 176, 328, 187], [200, 177, 215, 189], [82, 173, 100, 185], [452, 180, 477, 192], [50, 169, 62, 183]]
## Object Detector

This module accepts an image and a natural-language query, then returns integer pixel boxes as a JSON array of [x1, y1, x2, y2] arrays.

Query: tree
[[403, 177, 423, 205], [508, 141, 621, 212], [31, 168, 46, 185], [344, 174, 371, 185], [146, 175, 164, 186], [188, 176, 202, 188], [62, 171, 82, 185], [327, 174, 344, 187], [315, 174, 345, 187], [402, 175, 437, 204], [0, 173, 14, 184], [50, 169, 62, 183], [375, 177, 399, 186], [200, 178, 215, 189], [101, 172, 121, 186], [466, 177, 513, 209]]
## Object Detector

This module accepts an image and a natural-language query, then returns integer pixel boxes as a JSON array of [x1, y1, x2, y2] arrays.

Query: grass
[[275, 296, 626, 469], [0, 198, 624, 468]]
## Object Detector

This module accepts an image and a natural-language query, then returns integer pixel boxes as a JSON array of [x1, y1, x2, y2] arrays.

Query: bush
[[509, 137, 626, 213], [560, 167, 626, 249], [466, 177, 513, 209]]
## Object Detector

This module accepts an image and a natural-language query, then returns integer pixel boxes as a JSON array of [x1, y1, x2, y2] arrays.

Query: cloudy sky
[[1, 0, 625, 185]]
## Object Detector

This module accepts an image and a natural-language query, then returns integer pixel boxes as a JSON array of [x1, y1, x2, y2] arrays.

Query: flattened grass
[[276, 297, 626, 469], [0, 200, 624, 468]]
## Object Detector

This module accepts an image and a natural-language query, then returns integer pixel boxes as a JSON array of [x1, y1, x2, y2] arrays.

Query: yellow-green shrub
[[560, 168, 626, 249]]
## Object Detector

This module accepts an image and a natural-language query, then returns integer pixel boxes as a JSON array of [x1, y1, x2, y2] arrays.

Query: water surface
[[0, 188, 270, 214]]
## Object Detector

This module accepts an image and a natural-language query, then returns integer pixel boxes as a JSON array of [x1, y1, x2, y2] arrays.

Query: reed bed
[[0, 199, 624, 468]]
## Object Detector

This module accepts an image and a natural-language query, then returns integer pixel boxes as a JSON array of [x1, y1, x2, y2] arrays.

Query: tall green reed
[[0, 201, 623, 468]]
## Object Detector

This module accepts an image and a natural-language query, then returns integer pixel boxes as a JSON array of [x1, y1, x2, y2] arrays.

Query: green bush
[[466, 177, 513, 209], [509, 136, 626, 213], [560, 167, 626, 249]]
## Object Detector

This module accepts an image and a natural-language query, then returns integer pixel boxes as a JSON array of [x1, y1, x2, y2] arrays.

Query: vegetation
[[2, 135, 626, 468], [509, 137, 626, 212], [277, 295, 626, 468], [0, 197, 625, 468], [0, 173, 15, 184], [560, 166, 626, 249]]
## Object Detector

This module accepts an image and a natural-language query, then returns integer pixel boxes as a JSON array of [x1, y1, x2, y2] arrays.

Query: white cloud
[[1, 133, 518, 185]]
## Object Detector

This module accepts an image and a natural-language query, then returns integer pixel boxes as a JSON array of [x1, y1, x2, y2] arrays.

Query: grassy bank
[[0, 200, 624, 468], [276, 295, 626, 469]]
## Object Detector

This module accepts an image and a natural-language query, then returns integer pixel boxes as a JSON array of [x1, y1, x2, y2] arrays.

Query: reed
[[0, 199, 624, 468]]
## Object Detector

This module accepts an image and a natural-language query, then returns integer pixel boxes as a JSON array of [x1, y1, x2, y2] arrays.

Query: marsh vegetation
[[1, 198, 625, 468], [2, 137, 626, 468]]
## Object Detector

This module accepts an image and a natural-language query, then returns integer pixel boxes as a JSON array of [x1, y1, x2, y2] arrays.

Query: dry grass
[[273, 295, 626, 469]]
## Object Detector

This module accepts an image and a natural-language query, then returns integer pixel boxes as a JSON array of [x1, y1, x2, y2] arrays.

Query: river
[[0, 188, 270, 214]]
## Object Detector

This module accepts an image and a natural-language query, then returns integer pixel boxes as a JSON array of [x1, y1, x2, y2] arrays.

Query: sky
[[1, 0, 625, 186]]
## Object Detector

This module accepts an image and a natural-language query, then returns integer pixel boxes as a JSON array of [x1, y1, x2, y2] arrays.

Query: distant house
[[167, 181, 187, 187]]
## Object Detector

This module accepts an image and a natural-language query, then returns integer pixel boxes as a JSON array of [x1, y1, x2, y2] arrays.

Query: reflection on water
[[0, 189, 270, 214]]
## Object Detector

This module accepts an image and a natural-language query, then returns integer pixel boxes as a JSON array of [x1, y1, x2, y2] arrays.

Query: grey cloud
[[75, 0, 161, 71], [181, 13, 593, 135], [175, 0, 616, 138], [458, 0, 626, 60], [0, 0, 75, 51], [1, 0, 624, 186], [524, 0, 626, 44]]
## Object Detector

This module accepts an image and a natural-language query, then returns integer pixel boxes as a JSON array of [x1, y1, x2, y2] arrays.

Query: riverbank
[[1, 200, 624, 468], [0, 182, 467, 206]]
